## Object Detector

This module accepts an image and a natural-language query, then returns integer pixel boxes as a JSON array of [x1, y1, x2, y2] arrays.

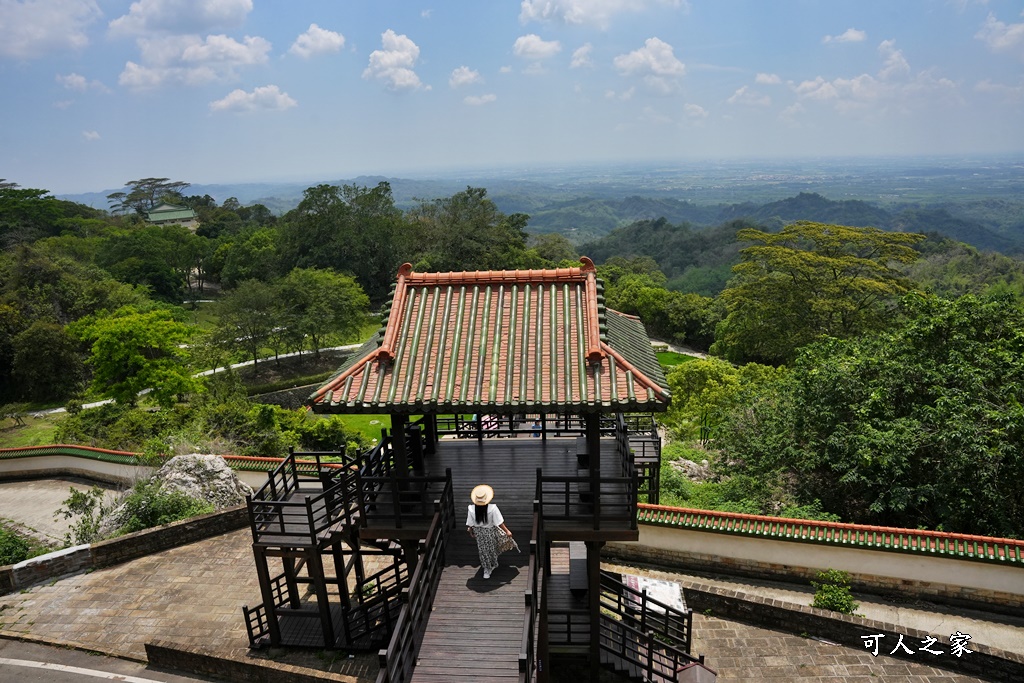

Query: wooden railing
[[537, 469, 638, 531], [358, 469, 453, 530], [519, 498, 544, 683], [375, 502, 453, 683], [600, 571, 693, 654], [431, 413, 641, 440]]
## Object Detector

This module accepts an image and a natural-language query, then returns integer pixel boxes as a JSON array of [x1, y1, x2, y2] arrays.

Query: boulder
[[153, 454, 253, 508], [671, 458, 714, 483]]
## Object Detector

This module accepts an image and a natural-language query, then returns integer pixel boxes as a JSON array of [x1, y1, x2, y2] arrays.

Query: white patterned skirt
[[474, 525, 500, 573]]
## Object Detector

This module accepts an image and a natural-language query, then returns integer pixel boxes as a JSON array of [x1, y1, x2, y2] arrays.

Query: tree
[[712, 221, 924, 364], [0, 187, 64, 246], [714, 293, 1024, 536], [218, 227, 281, 287], [216, 280, 278, 370], [11, 320, 84, 402], [71, 306, 197, 407], [107, 178, 190, 216], [409, 186, 530, 272], [279, 268, 370, 358]]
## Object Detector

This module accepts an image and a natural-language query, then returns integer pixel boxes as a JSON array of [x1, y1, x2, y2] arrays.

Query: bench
[[569, 542, 587, 597]]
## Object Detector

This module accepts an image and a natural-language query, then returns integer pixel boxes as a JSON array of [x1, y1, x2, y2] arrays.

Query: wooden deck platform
[[411, 437, 624, 683]]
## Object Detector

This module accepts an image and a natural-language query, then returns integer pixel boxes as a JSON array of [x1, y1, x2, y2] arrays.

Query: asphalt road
[[0, 639, 217, 683]]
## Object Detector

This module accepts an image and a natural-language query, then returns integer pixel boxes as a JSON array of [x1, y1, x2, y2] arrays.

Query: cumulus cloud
[[878, 39, 910, 79], [82, 130, 100, 140], [791, 40, 956, 113], [118, 33, 270, 89], [604, 87, 634, 100], [210, 84, 297, 112], [683, 103, 708, 119], [975, 13, 1024, 58], [0, 0, 101, 59], [464, 93, 497, 105], [519, 0, 686, 28], [755, 72, 781, 85], [289, 23, 344, 58], [449, 66, 482, 88], [56, 72, 108, 91], [571, 43, 593, 68], [823, 28, 867, 44], [362, 29, 425, 90], [513, 34, 562, 60], [363, 29, 427, 90], [727, 85, 771, 107], [613, 37, 685, 93], [109, 0, 252, 36]]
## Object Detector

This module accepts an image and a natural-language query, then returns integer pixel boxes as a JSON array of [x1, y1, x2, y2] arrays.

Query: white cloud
[[289, 23, 344, 59], [513, 34, 562, 60], [363, 29, 427, 91], [755, 72, 781, 85], [56, 72, 107, 91], [975, 78, 1024, 98], [519, 0, 686, 28], [571, 43, 593, 68], [449, 66, 482, 88], [683, 103, 708, 119], [604, 87, 634, 101], [109, 0, 252, 36], [878, 39, 910, 80], [613, 37, 685, 93], [500, 65, 513, 73], [119, 33, 270, 89], [727, 85, 771, 107], [82, 130, 100, 141], [464, 93, 497, 105], [823, 28, 867, 44], [210, 84, 297, 112], [0, 0, 101, 59], [792, 40, 957, 113], [975, 13, 1024, 58], [421, 9, 432, 19]]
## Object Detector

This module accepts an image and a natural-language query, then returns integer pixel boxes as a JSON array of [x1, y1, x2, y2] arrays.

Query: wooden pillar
[[252, 545, 282, 645], [400, 539, 419, 575], [307, 549, 336, 647], [282, 555, 301, 609], [424, 414, 437, 455], [391, 414, 409, 476], [586, 540, 602, 683], [585, 413, 602, 529]]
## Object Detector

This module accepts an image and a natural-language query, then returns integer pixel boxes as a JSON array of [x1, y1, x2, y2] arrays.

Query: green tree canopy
[[712, 221, 924, 364], [278, 268, 369, 358], [71, 306, 197, 407]]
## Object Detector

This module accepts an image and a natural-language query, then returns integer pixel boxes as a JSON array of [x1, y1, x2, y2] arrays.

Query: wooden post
[[587, 539, 602, 683], [585, 413, 601, 530], [424, 414, 437, 455], [391, 414, 409, 476], [252, 545, 282, 645]]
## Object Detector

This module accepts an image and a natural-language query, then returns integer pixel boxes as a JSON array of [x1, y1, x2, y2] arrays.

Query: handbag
[[497, 529, 520, 554]]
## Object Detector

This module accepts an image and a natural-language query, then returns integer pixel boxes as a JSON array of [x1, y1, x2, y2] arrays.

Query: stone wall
[[0, 505, 248, 595]]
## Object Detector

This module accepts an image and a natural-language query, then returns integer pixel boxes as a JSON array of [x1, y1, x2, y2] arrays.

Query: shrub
[[114, 480, 214, 535], [811, 569, 859, 614], [0, 526, 31, 565], [56, 485, 111, 545]]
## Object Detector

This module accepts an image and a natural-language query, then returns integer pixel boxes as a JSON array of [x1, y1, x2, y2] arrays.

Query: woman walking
[[466, 484, 512, 579]]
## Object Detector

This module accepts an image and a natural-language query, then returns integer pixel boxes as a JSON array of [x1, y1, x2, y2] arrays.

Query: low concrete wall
[[146, 641, 360, 683], [679, 582, 1024, 683], [606, 524, 1024, 615], [0, 454, 153, 486], [0, 505, 249, 595]]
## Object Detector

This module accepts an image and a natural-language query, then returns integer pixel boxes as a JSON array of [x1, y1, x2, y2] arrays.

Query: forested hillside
[[3, 177, 1024, 538]]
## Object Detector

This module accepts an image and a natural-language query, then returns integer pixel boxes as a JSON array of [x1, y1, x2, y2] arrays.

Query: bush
[[115, 480, 213, 535], [811, 569, 859, 614], [0, 526, 31, 565], [56, 485, 112, 545]]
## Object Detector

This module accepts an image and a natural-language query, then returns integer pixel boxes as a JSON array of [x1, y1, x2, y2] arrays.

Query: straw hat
[[471, 484, 494, 505]]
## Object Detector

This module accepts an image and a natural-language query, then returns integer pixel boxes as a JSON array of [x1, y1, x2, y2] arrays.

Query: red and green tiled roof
[[309, 258, 670, 414]]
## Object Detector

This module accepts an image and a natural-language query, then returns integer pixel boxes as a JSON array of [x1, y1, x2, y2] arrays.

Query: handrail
[[638, 504, 1024, 565], [600, 570, 693, 654], [518, 499, 543, 683], [597, 608, 711, 682], [538, 473, 637, 530], [375, 492, 451, 683]]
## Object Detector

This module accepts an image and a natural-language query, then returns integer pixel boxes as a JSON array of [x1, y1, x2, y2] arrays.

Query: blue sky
[[1, 0, 1023, 194]]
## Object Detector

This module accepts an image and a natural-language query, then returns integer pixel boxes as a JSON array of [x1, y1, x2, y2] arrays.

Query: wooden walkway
[[411, 437, 590, 683]]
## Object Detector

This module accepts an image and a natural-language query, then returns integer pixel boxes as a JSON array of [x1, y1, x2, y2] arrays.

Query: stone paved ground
[[0, 527, 997, 682], [692, 614, 984, 682]]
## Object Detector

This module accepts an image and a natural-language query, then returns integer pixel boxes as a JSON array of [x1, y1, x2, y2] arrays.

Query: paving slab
[[0, 477, 120, 545]]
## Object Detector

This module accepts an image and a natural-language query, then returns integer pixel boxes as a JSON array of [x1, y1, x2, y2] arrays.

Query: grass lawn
[[341, 414, 392, 443], [657, 351, 698, 368], [0, 413, 60, 449]]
